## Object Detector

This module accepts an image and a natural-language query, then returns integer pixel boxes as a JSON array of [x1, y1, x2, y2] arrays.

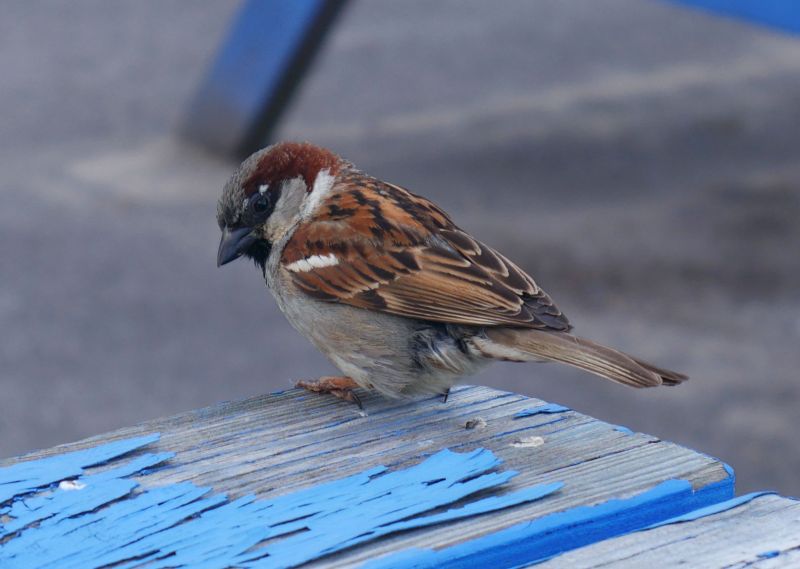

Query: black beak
[[217, 226, 258, 267]]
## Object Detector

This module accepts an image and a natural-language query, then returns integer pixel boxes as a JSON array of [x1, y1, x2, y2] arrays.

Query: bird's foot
[[441, 388, 451, 404], [295, 376, 363, 409]]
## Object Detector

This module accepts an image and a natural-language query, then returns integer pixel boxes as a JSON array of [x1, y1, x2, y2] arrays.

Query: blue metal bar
[[181, 0, 348, 158], [671, 1, 800, 35]]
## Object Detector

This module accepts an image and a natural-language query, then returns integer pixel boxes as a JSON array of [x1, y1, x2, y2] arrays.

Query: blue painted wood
[[513, 403, 571, 418], [181, 0, 347, 157], [0, 433, 160, 504], [535, 494, 800, 567], [671, 1, 800, 35], [0, 386, 735, 567], [643, 490, 772, 529], [0, 451, 173, 539], [365, 477, 735, 568], [0, 437, 560, 568]]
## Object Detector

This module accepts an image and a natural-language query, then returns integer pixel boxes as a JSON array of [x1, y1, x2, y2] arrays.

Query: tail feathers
[[629, 356, 687, 386], [480, 328, 688, 388]]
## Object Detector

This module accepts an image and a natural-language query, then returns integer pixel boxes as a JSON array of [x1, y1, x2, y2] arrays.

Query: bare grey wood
[[536, 494, 800, 568], [2, 385, 730, 567]]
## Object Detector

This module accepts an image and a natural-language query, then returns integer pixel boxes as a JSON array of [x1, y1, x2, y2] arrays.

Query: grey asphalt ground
[[1, 1, 799, 496]]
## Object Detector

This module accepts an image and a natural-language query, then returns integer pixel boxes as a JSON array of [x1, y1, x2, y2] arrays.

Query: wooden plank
[[180, 0, 348, 157], [534, 493, 800, 567], [0, 437, 564, 568], [1, 386, 732, 567]]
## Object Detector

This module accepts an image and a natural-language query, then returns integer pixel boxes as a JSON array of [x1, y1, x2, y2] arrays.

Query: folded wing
[[281, 175, 570, 331]]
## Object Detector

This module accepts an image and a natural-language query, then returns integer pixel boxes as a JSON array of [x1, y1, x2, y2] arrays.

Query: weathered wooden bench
[[1, 385, 796, 567]]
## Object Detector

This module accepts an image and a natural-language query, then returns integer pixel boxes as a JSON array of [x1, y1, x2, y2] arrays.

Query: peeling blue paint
[[758, 550, 781, 559], [0, 437, 563, 569], [365, 475, 736, 569], [0, 451, 173, 539], [0, 433, 161, 504], [494, 416, 567, 439], [723, 461, 736, 481], [612, 425, 635, 435], [644, 491, 773, 529], [513, 403, 571, 418]]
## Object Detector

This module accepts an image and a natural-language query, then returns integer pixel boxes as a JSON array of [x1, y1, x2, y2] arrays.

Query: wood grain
[[1, 385, 732, 567], [535, 493, 800, 568]]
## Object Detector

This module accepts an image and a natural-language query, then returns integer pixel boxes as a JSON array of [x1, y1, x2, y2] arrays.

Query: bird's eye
[[252, 194, 270, 214]]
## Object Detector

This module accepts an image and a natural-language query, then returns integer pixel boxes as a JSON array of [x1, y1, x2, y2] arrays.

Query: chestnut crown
[[216, 142, 340, 267]]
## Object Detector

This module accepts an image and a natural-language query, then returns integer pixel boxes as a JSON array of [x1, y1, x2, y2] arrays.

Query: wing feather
[[281, 172, 571, 331]]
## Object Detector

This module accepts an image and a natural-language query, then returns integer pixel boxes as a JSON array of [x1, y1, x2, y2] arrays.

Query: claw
[[295, 376, 363, 409], [343, 389, 363, 410]]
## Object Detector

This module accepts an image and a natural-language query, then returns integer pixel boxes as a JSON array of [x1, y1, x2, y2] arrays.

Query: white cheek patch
[[302, 168, 335, 217], [285, 253, 340, 273]]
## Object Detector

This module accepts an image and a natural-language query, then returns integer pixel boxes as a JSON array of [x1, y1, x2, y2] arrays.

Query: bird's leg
[[295, 376, 363, 409], [442, 387, 451, 404]]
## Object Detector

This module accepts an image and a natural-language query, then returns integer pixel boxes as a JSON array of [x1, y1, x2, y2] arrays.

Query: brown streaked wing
[[281, 177, 571, 331]]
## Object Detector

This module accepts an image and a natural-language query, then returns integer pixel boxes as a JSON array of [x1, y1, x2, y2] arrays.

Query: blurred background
[[1, 0, 798, 496]]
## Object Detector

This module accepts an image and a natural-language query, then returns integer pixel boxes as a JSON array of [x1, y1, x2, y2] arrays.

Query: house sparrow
[[217, 142, 687, 405]]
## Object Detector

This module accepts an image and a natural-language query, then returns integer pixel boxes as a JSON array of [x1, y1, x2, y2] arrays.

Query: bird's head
[[216, 141, 340, 269]]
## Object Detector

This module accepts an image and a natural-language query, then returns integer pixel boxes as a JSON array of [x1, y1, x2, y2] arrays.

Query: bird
[[216, 141, 687, 406]]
